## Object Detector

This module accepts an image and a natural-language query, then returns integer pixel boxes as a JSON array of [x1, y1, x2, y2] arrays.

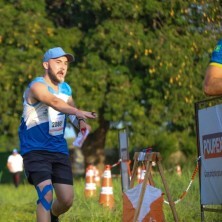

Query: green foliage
[[0, 0, 222, 162]]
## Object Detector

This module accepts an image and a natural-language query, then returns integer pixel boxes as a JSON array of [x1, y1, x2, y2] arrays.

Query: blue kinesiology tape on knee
[[36, 184, 53, 211]]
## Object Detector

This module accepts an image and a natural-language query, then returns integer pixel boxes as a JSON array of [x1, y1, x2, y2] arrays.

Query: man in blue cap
[[19, 47, 97, 222]]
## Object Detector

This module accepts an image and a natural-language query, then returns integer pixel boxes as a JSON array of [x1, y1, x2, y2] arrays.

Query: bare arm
[[7, 162, 12, 172], [204, 65, 222, 96], [7, 158, 14, 173], [67, 96, 92, 131], [30, 82, 97, 119], [67, 96, 75, 107]]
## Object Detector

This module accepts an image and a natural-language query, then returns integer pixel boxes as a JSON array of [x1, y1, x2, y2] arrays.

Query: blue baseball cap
[[43, 47, 74, 63], [13, 149, 18, 153]]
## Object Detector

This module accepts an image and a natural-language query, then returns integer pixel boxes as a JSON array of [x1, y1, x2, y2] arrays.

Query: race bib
[[48, 107, 65, 136]]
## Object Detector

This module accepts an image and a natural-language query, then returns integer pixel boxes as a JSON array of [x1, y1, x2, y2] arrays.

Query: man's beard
[[48, 67, 64, 83]]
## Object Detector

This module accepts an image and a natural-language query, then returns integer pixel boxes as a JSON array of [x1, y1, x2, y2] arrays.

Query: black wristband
[[78, 118, 86, 123]]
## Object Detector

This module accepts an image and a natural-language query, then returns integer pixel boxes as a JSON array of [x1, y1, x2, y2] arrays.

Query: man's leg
[[12, 173, 16, 187], [14, 172, 20, 187], [51, 183, 74, 217], [36, 179, 53, 222]]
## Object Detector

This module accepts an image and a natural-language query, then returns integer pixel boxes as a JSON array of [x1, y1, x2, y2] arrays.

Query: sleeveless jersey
[[210, 39, 222, 67], [19, 77, 72, 155]]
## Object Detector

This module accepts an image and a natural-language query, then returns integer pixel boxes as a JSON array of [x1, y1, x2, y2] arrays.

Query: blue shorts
[[23, 150, 73, 186]]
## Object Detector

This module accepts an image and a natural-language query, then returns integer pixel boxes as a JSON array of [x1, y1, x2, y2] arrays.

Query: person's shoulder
[[17, 154, 23, 159], [60, 82, 72, 96], [29, 77, 46, 87], [210, 40, 222, 65], [213, 39, 222, 51], [61, 81, 71, 88], [7, 155, 12, 160]]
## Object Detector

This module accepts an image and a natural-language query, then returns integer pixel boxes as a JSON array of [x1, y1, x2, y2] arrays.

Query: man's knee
[[53, 184, 74, 211], [36, 184, 53, 211], [61, 193, 74, 209]]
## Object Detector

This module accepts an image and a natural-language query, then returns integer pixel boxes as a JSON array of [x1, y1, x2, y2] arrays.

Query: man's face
[[47, 56, 69, 83]]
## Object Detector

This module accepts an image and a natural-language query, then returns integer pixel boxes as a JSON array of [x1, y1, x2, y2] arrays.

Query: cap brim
[[65, 54, 75, 63]]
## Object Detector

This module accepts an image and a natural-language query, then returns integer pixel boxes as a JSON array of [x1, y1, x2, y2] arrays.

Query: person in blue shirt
[[204, 39, 222, 95], [19, 47, 97, 222]]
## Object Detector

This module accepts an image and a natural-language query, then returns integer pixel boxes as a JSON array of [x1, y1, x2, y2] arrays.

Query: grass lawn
[[0, 163, 221, 221]]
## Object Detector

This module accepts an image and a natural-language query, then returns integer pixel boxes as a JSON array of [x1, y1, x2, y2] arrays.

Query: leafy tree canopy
[[0, 0, 221, 164]]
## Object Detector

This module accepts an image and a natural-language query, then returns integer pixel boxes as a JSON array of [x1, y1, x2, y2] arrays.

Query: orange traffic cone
[[93, 166, 101, 187], [85, 165, 96, 198], [99, 165, 114, 209], [137, 166, 142, 183], [138, 165, 146, 184]]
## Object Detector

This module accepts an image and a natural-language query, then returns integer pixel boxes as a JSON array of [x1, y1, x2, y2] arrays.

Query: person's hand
[[83, 111, 97, 119], [76, 110, 97, 119], [79, 121, 91, 134]]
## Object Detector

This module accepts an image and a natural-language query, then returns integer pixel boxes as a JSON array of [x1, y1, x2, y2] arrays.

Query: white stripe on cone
[[100, 186, 113, 195], [85, 183, 96, 190]]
